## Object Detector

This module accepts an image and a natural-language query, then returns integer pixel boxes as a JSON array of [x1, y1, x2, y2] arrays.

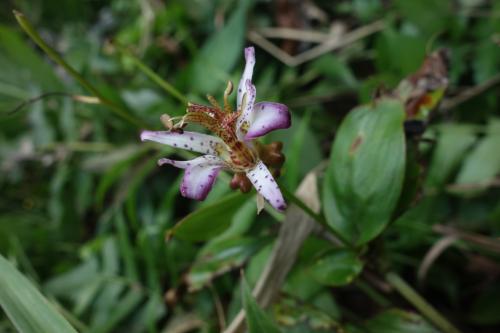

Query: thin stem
[[113, 42, 189, 105], [13, 10, 148, 128], [280, 185, 353, 248], [355, 280, 391, 307], [386, 272, 463, 333]]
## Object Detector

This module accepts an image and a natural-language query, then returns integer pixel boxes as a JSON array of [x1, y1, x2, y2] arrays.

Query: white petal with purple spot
[[246, 160, 286, 212], [245, 102, 291, 139], [141, 130, 225, 155], [237, 47, 255, 108], [158, 155, 226, 201]]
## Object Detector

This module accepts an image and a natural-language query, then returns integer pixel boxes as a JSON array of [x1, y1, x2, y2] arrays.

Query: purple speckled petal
[[141, 130, 225, 155], [159, 155, 225, 201], [236, 80, 256, 140], [237, 47, 256, 109], [246, 160, 286, 212], [244, 102, 291, 140]]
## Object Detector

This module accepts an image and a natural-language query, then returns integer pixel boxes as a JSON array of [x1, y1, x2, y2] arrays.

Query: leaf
[[185, 0, 252, 94], [323, 98, 406, 245], [274, 296, 343, 332], [0, 254, 78, 333], [394, 0, 452, 37], [363, 309, 440, 333], [285, 111, 312, 190], [0, 25, 62, 91], [425, 124, 477, 189], [375, 28, 427, 78], [241, 277, 282, 333], [308, 250, 364, 286], [311, 54, 358, 88], [187, 237, 269, 291], [168, 192, 248, 241], [453, 119, 500, 195]]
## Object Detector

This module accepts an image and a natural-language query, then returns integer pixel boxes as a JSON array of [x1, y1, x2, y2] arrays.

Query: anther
[[160, 114, 173, 130]]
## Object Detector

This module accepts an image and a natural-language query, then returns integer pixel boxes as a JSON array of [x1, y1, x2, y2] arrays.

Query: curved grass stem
[[13, 10, 148, 128]]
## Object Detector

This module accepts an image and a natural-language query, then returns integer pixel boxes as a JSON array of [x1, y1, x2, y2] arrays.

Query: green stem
[[113, 43, 189, 105], [355, 280, 391, 307], [280, 185, 352, 248], [13, 10, 148, 128], [386, 272, 463, 333]]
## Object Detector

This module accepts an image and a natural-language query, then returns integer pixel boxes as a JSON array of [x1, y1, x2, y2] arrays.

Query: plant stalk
[[113, 43, 189, 105], [386, 272, 463, 333]]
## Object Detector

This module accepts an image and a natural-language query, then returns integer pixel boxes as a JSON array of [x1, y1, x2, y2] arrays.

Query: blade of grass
[[0, 254, 78, 333], [386, 272, 463, 333]]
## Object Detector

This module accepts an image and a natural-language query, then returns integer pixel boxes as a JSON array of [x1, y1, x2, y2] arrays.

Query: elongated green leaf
[[453, 119, 500, 195], [0, 25, 62, 91], [323, 98, 406, 245], [0, 254, 77, 333], [425, 124, 476, 190], [242, 278, 282, 333], [168, 192, 248, 241], [187, 237, 269, 291], [308, 250, 364, 286], [363, 309, 440, 333]]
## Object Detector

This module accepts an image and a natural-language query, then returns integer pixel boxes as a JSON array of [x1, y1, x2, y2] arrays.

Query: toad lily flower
[[141, 47, 291, 212]]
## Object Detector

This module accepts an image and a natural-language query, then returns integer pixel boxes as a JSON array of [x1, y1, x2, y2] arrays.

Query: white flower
[[141, 47, 291, 211]]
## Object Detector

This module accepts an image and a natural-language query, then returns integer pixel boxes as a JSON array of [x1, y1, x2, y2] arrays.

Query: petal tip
[[140, 130, 153, 141], [244, 47, 255, 61], [277, 203, 287, 212]]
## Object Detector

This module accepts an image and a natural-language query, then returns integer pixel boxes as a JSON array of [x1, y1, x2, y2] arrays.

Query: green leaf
[[323, 98, 406, 245], [375, 29, 427, 78], [187, 237, 269, 291], [186, 0, 252, 94], [394, 0, 452, 37], [311, 54, 358, 88], [0, 25, 62, 91], [363, 309, 440, 333], [453, 119, 500, 195], [308, 250, 364, 286], [0, 254, 77, 333], [242, 278, 282, 333], [168, 192, 248, 241], [425, 124, 477, 189], [274, 296, 343, 332]]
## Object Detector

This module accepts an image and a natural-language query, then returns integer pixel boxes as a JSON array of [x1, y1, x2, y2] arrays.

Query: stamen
[[206, 95, 220, 109], [223, 81, 234, 113]]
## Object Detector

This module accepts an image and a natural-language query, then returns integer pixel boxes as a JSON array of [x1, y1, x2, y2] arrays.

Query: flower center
[[179, 82, 258, 171]]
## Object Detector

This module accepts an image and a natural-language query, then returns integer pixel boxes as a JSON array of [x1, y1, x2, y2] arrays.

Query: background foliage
[[1, 0, 499, 332]]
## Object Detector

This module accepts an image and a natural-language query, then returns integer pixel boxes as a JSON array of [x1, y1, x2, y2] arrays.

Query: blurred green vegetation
[[1, 0, 500, 332]]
